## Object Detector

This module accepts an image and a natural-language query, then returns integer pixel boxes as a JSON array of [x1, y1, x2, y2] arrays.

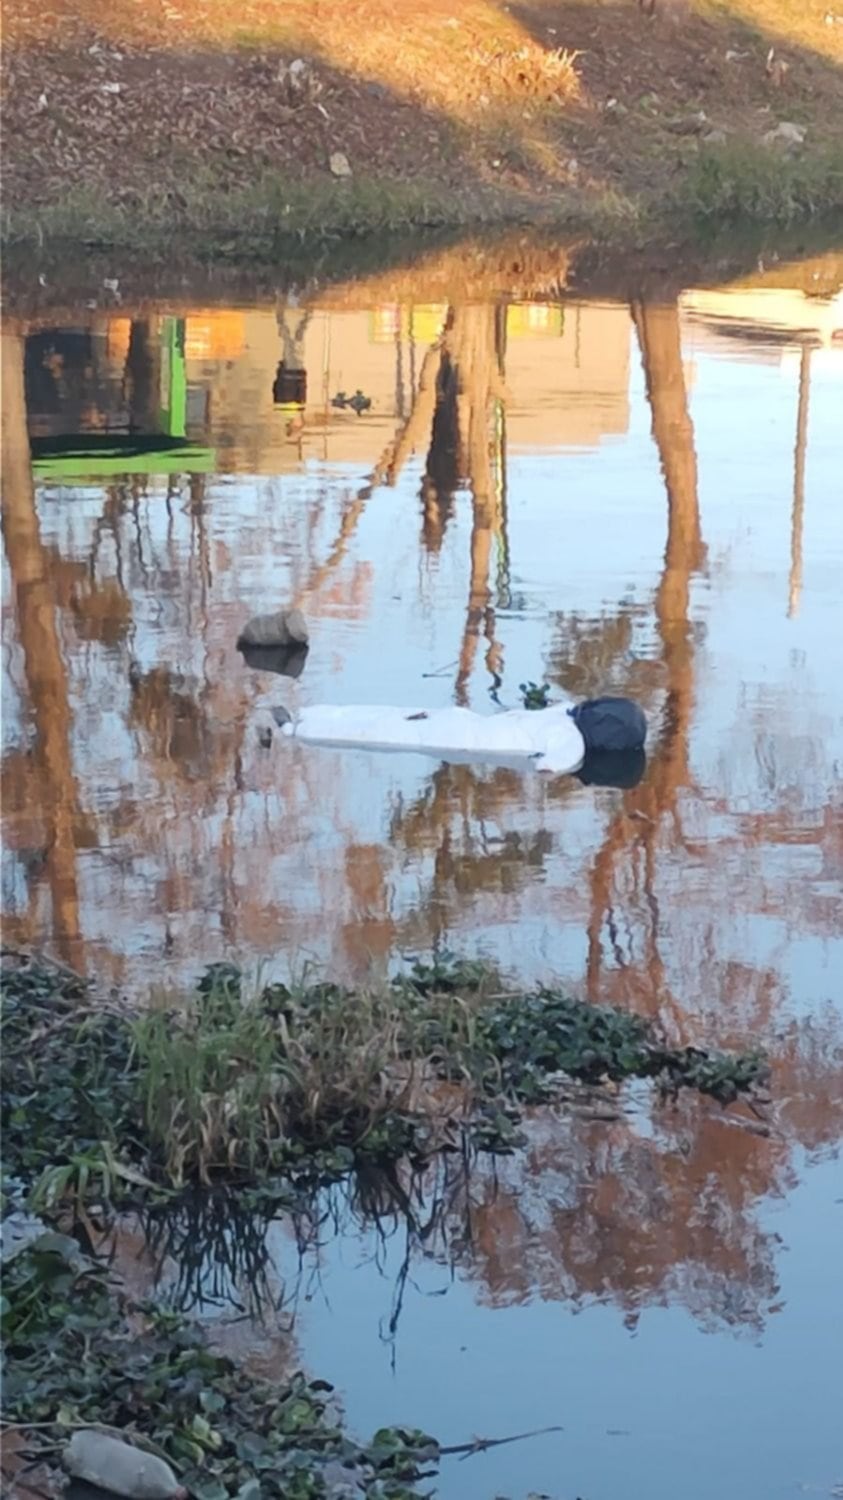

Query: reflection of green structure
[[31, 317, 215, 479], [158, 316, 188, 439]]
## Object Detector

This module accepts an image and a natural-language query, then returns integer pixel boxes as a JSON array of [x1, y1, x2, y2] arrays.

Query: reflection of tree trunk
[[298, 344, 444, 606], [422, 336, 461, 552], [430, 305, 505, 705], [123, 319, 159, 432], [631, 300, 701, 792], [379, 344, 443, 490], [1, 334, 84, 969], [457, 496, 494, 704], [788, 346, 811, 620], [586, 302, 702, 1026]]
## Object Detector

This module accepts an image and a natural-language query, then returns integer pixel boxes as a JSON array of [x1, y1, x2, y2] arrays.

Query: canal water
[[2, 241, 842, 1498]]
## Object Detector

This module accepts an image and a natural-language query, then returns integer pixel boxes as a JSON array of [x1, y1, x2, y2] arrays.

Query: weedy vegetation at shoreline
[[1, 950, 768, 1217]]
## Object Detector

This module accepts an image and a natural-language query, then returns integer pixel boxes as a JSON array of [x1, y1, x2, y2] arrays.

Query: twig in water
[[422, 659, 458, 678], [438, 1423, 564, 1460]]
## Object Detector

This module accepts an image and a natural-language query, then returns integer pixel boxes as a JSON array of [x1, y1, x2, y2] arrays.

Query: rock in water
[[238, 640, 309, 678], [65, 1432, 186, 1500], [568, 697, 647, 753], [236, 608, 309, 649]]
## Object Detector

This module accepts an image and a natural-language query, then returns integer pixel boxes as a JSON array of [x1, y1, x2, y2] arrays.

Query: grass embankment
[[2, 951, 766, 1213], [2, 0, 842, 253]]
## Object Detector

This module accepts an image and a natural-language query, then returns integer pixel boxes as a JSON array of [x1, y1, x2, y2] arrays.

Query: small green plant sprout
[[519, 681, 552, 710]]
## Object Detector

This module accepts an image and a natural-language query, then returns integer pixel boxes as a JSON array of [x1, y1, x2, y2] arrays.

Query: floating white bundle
[[280, 701, 586, 774]]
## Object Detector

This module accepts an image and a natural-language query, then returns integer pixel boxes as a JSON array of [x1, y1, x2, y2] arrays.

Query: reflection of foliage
[[546, 607, 648, 701], [464, 1105, 783, 1334], [138, 1191, 290, 1316], [70, 575, 132, 647], [128, 664, 212, 779]]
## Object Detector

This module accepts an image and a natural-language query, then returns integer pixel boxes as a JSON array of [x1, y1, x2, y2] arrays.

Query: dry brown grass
[[2, 0, 842, 242]]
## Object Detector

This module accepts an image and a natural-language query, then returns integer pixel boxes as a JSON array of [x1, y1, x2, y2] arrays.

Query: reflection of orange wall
[[106, 312, 245, 367], [107, 317, 132, 364], [185, 312, 245, 360], [188, 302, 631, 475], [505, 301, 630, 448]]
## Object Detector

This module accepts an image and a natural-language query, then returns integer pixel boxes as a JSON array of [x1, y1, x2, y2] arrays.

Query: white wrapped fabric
[[281, 701, 586, 774]]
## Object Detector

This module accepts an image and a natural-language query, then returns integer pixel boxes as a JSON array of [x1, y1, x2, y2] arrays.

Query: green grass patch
[[0, 174, 545, 258], [1, 952, 768, 1214], [674, 138, 843, 223]]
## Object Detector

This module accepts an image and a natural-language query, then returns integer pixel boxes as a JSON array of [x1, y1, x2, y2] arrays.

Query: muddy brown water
[[2, 244, 842, 1499]]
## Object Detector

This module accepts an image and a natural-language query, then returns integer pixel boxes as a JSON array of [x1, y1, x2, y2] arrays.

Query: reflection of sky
[[266, 1150, 842, 1500], [4, 289, 843, 1500], [2, 307, 842, 1014]]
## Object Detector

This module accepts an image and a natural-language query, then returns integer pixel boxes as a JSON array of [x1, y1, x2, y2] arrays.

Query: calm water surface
[[2, 245, 842, 1498]]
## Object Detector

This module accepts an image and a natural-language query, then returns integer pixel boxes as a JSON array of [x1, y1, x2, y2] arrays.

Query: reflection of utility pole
[[585, 301, 703, 1030], [394, 319, 406, 419], [492, 304, 511, 613], [788, 345, 811, 620], [274, 306, 311, 437], [1, 333, 85, 970]]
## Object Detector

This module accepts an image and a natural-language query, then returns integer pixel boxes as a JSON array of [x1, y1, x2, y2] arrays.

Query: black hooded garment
[[569, 696, 647, 754]]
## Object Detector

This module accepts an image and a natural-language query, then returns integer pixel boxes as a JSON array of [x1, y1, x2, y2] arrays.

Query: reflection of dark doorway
[[273, 362, 307, 407], [24, 330, 107, 432], [124, 319, 159, 431]]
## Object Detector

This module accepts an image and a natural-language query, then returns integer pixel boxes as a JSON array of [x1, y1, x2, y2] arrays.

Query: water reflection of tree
[[788, 346, 811, 619], [585, 301, 704, 1031], [419, 305, 508, 701], [464, 1104, 784, 1330], [1, 334, 85, 968]]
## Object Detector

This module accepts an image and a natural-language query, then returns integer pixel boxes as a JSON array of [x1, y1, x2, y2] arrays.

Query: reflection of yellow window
[[370, 305, 401, 343], [506, 303, 564, 339], [410, 305, 447, 344], [184, 311, 245, 360], [106, 317, 132, 365]]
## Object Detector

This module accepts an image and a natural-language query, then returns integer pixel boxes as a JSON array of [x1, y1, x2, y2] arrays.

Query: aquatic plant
[[1, 1231, 436, 1498], [518, 680, 551, 710], [1, 952, 768, 1214]]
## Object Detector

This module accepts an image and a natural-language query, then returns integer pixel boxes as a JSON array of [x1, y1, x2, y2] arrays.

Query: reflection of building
[[680, 287, 843, 359], [505, 301, 629, 448], [128, 301, 632, 474], [21, 301, 633, 477], [25, 318, 216, 477]]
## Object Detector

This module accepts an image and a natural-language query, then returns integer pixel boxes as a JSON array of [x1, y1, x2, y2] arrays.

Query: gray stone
[[65, 1433, 186, 1500], [237, 608, 309, 649], [763, 120, 806, 146]]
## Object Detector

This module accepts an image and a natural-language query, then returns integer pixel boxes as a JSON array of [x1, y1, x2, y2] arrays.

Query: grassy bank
[[2, 0, 843, 255], [2, 951, 767, 1216], [5, 145, 840, 260]]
